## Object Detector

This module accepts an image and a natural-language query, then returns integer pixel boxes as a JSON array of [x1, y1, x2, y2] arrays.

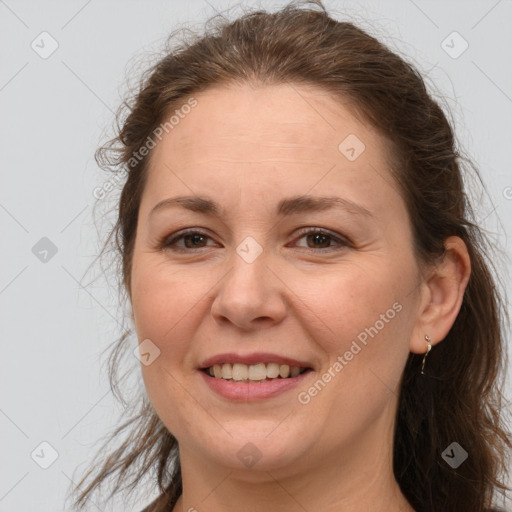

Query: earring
[[420, 335, 432, 375]]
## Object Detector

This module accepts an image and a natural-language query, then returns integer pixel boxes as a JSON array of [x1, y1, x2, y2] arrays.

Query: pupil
[[308, 233, 329, 248], [185, 234, 205, 248]]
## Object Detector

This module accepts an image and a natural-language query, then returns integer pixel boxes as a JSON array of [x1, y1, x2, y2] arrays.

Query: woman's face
[[130, 83, 426, 477]]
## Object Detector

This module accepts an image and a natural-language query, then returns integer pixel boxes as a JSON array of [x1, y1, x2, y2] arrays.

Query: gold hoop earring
[[420, 335, 432, 375]]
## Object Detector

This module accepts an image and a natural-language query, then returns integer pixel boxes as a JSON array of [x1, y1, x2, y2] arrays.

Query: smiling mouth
[[201, 362, 311, 382]]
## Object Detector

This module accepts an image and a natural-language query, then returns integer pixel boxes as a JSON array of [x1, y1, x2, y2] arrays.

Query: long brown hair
[[70, 2, 512, 511]]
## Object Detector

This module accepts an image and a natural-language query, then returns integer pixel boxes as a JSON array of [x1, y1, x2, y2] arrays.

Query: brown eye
[[182, 233, 208, 248], [305, 232, 332, 249], [161, 230, 216, 252], [161, 228, 349, 253], [294, 229, 349, 251]]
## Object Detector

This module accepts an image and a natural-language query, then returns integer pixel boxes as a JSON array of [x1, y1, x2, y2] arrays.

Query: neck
[[171, 410, 415, 512], [173, 464, 413, 512]]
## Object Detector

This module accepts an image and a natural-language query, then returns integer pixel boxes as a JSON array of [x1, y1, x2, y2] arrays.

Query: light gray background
[[1, 1, 511, 511]]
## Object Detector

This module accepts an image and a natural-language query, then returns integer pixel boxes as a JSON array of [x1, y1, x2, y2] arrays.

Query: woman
[[71, 1, 511, 511]]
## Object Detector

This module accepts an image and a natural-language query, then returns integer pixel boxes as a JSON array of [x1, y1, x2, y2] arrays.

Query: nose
[[210, 251, 287, 331]]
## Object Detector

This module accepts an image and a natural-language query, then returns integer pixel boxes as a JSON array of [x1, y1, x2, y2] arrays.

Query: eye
[[292, 228, 350, 251], [160, 229, 217, 252], [159, 227, 350, 253]]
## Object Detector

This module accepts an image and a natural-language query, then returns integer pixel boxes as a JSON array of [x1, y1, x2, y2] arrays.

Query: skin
[[129, 82, 471, 512]]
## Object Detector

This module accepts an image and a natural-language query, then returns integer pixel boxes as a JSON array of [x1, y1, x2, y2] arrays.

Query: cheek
[[304, 261, 408, 346], [130, 261, 211, 437], [130, 251, 416, 450], [131, 252, 414, 371], [296, 271, 412, 441], [304, 261, 414, 405], [131, 259, 201, 347]]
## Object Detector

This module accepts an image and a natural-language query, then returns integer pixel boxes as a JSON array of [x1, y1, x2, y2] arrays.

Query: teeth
[[290, 366, 301, 377], [232, 363, 248, 381], [206, 363, 306, 381], [221, 363, 232, 379], [248, 363, 266, 381], [266, 362, 280, 378]]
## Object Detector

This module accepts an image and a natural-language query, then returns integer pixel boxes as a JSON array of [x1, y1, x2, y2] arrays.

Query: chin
[[192, 427, 312, 475]]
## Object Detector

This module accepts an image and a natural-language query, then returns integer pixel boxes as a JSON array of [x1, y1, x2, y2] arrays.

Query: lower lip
[[199, 369, 312, 401]]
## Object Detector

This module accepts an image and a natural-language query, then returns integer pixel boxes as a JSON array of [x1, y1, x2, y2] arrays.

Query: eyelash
[[159, 227, 351, 253]]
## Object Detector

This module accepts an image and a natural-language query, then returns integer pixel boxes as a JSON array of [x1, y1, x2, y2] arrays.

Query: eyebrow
[[149, 194, 374, 219]]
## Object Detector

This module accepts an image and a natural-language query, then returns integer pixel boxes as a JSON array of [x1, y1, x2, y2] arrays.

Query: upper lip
[[199, 352, 315, 370]]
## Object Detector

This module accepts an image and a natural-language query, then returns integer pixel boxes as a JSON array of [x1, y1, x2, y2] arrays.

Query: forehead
[[143, 82, 400, 218], [153, 82, 386, 163]]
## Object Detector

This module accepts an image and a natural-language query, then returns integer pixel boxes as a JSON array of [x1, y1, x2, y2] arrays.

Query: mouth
[[199, 359, 314, 401], [200, 362, 312, 382]]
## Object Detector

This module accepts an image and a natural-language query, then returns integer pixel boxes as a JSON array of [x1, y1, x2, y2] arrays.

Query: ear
[[409, 236, 471, 354]]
